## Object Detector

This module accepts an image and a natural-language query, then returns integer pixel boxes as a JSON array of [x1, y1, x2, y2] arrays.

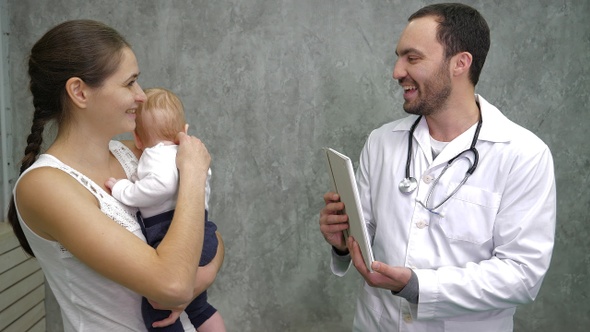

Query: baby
[[106, 87, 225, 332]]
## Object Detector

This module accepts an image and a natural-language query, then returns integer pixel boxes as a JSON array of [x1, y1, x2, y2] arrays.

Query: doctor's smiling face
[[393, 16, 452, 116]]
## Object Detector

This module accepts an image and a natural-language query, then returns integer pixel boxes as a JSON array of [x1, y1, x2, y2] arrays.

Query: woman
[[7, 20, 223, 331]]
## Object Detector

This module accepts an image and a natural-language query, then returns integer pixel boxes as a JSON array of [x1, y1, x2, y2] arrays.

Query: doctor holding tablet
[[318, 3, 556, 332]]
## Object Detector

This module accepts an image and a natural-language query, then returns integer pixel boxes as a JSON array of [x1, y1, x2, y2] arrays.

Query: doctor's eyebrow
[[395, 48, 425, 57]]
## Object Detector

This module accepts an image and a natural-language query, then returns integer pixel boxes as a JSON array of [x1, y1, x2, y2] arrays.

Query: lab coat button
[[416, 220, 427, 229], [403, 313, 413, 323], [422, 174, 434, 184]]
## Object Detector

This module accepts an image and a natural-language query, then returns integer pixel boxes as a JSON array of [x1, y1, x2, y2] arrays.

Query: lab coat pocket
[[359, 282, 384, 316], [437, 183, 501, 244]]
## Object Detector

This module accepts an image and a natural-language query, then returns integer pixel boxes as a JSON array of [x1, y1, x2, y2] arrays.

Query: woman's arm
[[15, 134, 210, 307], [194, 231, 225, 295], [153, 231, 224, 307], [150, 231, 225, 328]]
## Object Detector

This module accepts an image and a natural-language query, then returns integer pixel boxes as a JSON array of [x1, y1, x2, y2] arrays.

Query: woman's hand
[[175, 132, 210, 177], [148, 300, 185, 328]]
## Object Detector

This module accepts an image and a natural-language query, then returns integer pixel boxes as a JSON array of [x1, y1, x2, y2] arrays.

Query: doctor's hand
[[319, 192, 349, 253], [347, 236, 412, 292]]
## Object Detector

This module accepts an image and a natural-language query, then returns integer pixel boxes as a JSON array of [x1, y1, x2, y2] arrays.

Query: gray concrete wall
[[6, 1, 589, 331]]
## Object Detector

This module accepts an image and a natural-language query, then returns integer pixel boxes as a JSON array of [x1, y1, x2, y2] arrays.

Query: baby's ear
[[184, 124, 189, 134], [133, 131, 144, 150]]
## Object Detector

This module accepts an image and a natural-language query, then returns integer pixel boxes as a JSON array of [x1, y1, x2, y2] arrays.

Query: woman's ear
[[65, 77, 89, 109]]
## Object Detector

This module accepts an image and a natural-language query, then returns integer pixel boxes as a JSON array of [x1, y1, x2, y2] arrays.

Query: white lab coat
[[331, 95, 556, 332]]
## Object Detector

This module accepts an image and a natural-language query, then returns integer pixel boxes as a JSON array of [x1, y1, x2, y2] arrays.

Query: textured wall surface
[[5, 0, 589, 331]]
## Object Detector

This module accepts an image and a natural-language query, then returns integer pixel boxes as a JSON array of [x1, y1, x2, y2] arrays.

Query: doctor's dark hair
[[409, 3, 490, 86], [7, 19, 130, 257]]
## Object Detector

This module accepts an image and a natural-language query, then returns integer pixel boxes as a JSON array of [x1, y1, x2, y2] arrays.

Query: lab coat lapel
[[432, 126, 478, 169]]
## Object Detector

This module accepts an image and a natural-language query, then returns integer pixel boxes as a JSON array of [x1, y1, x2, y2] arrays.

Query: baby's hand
[[105, 177, 119, 190]]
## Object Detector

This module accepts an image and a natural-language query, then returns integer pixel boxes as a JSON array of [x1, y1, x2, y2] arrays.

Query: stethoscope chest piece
[[398, 112, 483, 210], [399, 177, 418, 194]]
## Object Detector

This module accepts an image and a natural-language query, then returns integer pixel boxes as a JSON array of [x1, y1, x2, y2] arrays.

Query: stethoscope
[[398, 114, 482, 213]]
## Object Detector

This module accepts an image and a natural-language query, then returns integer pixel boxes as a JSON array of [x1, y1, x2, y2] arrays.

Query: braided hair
[[7, 20, 130, 256]]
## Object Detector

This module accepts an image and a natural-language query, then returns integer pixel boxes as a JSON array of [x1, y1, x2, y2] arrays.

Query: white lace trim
[[109, 140, 139, 178], [31, 141, 141, 255]]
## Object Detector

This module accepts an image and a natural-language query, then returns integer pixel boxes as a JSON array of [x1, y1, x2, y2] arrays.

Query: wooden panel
[[26, 318, 46, 332], [0, 229, 19, 255], [0, 247, 29, 274], [0, 279, 44, 330], [26, 318, 47, 332], [0, 224, 46, 332], [0, 258, 41, 293], [2, 301, 45, 332], [0, 269, 44, 312]]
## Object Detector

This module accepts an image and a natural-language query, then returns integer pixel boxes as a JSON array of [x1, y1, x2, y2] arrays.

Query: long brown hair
[[7, 20, 130, 256]]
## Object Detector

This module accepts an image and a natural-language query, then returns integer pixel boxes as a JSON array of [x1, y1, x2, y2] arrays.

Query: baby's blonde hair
[[135, 88, 186, 147]]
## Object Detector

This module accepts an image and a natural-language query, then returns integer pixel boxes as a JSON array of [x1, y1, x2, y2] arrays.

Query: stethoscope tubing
[[401, 113, 483, 212]]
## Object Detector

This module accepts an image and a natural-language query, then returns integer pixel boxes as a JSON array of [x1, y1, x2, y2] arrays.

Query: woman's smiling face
[[85, 47, 147, 137]]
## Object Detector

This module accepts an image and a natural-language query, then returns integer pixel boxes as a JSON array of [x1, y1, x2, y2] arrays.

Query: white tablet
[[324, 147, 375, 271]]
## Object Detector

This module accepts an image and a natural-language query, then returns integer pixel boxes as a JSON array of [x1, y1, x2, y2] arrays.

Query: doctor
[[319, 3, 556, 331]]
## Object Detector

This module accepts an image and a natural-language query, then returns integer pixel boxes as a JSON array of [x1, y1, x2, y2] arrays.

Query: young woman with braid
[[7, 20, 224, 331]]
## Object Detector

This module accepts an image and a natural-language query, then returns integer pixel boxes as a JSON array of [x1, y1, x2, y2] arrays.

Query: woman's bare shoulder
[[15, 167, 99, 240]]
